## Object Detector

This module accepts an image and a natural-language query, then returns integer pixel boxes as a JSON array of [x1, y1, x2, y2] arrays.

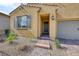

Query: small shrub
[[55, 39, 61, 48], [6, 32, 16, 43]]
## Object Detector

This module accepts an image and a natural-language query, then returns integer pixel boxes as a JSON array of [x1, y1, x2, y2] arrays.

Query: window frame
[[15, 15, 31, 30]]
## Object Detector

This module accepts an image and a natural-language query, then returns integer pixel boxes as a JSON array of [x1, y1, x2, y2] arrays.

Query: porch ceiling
[[40, 14, 49, 20]]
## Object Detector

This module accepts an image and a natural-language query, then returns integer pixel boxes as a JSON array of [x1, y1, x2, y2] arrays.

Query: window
[[15, 15, 31, 29]]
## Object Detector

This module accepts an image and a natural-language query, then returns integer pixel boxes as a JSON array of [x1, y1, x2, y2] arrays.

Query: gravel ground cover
[[2, 36, 79, 56], [0, 36, 50, 56], [30, 47, 50, 56]]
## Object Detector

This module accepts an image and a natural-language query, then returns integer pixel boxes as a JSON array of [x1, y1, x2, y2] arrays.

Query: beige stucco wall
[[0, 13, 9, 30], [10, 7, 40, 38], [56, 4, 79, 21]]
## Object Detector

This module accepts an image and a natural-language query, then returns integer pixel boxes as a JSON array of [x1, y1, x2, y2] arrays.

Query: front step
[[38, 35, 50, 40], [39, 37, 50, 40], [35, 40, 50, 49]]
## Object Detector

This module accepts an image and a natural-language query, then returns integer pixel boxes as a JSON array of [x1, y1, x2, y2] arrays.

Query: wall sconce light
[[51, 16, 54, 20]]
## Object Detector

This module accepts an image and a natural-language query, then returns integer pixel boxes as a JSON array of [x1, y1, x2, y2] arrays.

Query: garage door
[[57, 21, 79, 40]]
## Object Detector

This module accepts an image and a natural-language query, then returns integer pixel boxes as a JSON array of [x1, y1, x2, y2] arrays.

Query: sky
[[0, 0, 29, 15], [0, 3, 20, 15]]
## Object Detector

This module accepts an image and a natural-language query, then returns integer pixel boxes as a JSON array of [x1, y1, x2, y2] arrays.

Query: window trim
[[15, 15, 31, 30]]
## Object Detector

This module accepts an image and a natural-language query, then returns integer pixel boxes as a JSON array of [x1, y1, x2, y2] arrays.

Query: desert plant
[[6, 32, 16, 43], [55, 39, 61, 48]]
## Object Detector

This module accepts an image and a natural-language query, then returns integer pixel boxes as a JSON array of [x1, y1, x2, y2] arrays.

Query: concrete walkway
[[61, 44, 79, 56], [60, 39, 79, 56]]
